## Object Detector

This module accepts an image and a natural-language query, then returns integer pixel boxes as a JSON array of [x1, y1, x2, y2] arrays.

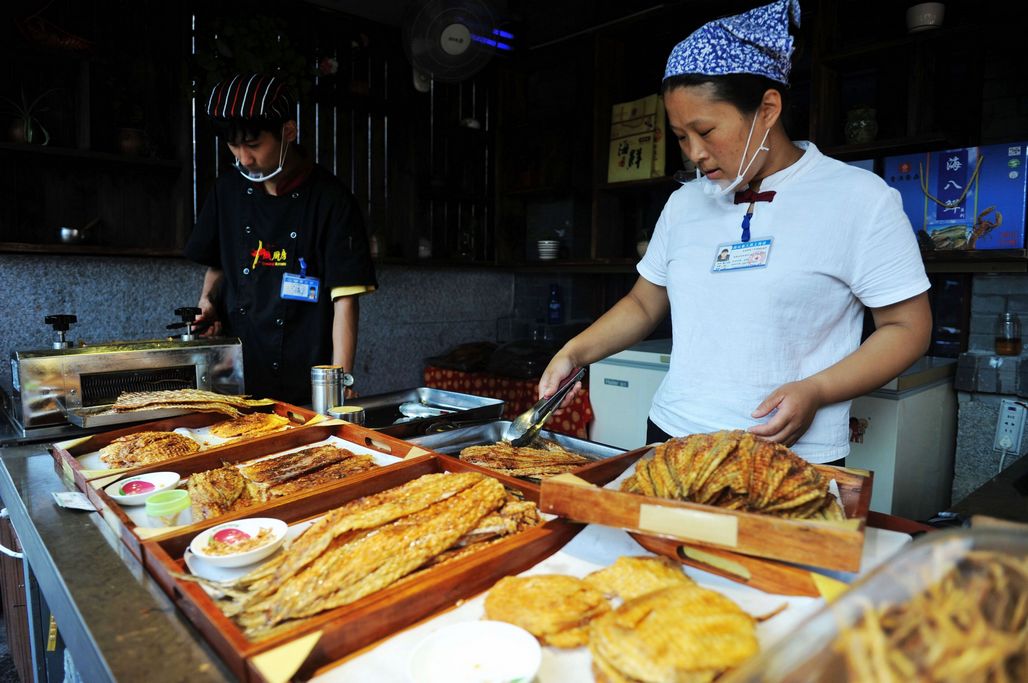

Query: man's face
[[227, 131, 283, 176]]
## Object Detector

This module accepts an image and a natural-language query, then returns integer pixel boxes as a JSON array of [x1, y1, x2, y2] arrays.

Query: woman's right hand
[[538, 352, 582, 406]]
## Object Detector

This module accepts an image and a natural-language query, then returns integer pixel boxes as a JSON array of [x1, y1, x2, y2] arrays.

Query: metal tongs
[[502, 367, 586, 447]]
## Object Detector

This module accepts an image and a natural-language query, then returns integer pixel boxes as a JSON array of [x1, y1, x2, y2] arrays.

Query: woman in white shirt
[[539, 0, 932, 464]]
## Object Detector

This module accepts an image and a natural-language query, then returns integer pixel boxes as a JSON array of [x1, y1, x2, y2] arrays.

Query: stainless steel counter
[[0, 444, 229, 682]]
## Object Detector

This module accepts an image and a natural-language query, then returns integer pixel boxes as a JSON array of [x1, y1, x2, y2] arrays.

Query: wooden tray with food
[[51, 390, 319, 490], [82, 422, 428, 561], [539, 431, 874, 589], [141, 453, 581, 682]]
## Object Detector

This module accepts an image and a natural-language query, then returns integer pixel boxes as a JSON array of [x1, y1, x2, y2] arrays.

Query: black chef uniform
[[184, 163, 377, 405]]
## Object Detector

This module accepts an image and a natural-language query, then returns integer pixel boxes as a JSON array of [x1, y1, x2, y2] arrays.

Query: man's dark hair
[[211, 117, 286, 144]]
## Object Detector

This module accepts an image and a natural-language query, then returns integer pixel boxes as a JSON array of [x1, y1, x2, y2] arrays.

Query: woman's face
[[664, 84, 768, 185]]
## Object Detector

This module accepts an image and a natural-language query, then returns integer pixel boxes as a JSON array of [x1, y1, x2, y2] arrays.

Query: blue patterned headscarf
[[663, 0, 801, 85]]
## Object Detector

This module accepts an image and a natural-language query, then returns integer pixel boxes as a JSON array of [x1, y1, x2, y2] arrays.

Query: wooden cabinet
[[809, 0, 983, 161], [0, 1, 190, 255]]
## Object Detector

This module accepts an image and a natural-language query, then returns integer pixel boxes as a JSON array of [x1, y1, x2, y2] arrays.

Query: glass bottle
[[995, 312, 1022, 356], [547, 284, 563, 325]]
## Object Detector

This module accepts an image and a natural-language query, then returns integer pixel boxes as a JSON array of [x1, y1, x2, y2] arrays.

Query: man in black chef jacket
[[184, 73, 377, 405]]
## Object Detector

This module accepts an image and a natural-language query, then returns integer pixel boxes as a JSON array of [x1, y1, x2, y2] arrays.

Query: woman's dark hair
[[660, 73, 789, 115]]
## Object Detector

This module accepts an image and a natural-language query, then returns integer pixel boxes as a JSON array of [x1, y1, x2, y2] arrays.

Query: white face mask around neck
[[695, 113, 771, 199], [233, 128, 291, 182]]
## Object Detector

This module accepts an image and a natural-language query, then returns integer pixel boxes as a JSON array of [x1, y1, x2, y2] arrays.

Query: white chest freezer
[[847, 357, 957, 521], [589, 338, 671, 450]]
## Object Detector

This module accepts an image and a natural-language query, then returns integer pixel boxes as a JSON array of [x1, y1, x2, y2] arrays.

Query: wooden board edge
[[541, 475, 865, 573]]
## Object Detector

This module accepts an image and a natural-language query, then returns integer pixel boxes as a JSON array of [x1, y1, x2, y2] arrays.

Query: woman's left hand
[[748, 378, 824, 446]]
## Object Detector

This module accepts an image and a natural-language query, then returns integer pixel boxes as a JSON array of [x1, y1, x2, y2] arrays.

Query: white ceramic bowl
[[105, 471, 181, 506], [408, 620, 541, 683], [189, 518, 288, 568], [537, 240, 560, 260]]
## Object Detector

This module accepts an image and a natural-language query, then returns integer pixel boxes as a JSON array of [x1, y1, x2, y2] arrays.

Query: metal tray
[[347, 387, 504, 438], [408, 420, 625, 461], [65, 404, 194, 428]]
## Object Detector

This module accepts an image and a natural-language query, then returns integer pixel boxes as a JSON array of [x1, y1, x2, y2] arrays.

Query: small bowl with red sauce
[[189, 518, 288, 568], [104, 472, 181, 506]]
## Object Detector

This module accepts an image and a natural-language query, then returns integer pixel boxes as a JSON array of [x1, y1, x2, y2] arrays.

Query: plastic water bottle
[[547, 284, 563, 325]]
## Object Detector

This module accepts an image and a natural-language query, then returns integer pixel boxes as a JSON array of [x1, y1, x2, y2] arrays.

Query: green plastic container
[[144, 489, 190, 527]]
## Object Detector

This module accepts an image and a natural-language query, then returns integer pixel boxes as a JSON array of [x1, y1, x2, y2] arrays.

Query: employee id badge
[[280, 257, 320, 302], [711, 237, 773, 273]]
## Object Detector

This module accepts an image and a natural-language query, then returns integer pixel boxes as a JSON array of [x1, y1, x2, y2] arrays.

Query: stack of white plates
[[537, 240, 560, 260]]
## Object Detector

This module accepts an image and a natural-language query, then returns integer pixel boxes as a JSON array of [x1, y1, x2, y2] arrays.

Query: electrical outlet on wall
[[993, 399, 1026, 452]]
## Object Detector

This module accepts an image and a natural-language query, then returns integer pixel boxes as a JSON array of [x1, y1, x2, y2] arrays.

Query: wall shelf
[[0, 242, 185, 258], [923, 249, 1028, 274], [0, 142, 181, 169]]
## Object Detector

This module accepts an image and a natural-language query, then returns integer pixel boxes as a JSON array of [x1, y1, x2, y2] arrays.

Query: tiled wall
[[0, 255, 638, 399], [968, 274, 1028, 352]]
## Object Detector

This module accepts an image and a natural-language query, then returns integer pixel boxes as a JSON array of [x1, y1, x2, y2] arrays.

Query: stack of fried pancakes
[[621, 430, 844, 521], [484, 556, 758, 682], [589, 582, 759, 683]]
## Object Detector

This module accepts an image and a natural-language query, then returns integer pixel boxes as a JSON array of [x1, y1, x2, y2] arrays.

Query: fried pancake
[[588, 583, 758, 683], [484, 574, 611, 647], [584, 555, 694, 601], [98, 431, 201, 468], [208, 412, 291, 439]]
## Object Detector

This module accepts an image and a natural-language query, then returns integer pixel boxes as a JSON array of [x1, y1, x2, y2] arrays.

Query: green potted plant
[[1, 87, 58, 145]]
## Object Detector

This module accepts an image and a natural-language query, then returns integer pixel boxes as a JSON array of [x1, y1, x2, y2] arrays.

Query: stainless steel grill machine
[[3, 311, 244, 442]]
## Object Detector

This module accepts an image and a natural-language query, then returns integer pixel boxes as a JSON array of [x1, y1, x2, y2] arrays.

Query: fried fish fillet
[[98, 431, 201, 468], [185, 472, 541, 639], [188, 465, 254, 520], [241, 472, 488, 597], [237, 476, 507, 635], [621, 431, 844, 521], [188, 445, 377, 520], [113, 388, 274, 411], [460, 441, 590, 478], [485, 574, 611, 647], [584, 555, 694, 602], [208, 412, 291, 439], [588, 583, 758, 683]]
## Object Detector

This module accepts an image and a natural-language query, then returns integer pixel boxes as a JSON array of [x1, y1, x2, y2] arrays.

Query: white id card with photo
[[711, 237, 773, 273], [281, 272, 320, 302]]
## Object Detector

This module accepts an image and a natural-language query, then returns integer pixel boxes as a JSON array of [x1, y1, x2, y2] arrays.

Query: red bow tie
[[734, 188, 777, 204]]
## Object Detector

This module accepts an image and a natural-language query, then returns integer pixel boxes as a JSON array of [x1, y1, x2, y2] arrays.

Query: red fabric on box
[[423, 366, 594, 438]]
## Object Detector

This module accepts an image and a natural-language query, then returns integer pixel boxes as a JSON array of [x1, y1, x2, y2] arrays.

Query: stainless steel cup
[[311, 365, 343, 415], [328, 405, 365, 426]]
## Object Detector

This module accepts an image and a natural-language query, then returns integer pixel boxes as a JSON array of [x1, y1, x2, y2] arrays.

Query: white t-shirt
[[637, 142, 930, 462]]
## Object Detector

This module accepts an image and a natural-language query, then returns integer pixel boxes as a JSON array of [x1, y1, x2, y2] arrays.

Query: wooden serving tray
[[142, 454, 581, 682], [83, 422, 428, 562], [50, 401, 318, 491], [539, 447, 874, 575]]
